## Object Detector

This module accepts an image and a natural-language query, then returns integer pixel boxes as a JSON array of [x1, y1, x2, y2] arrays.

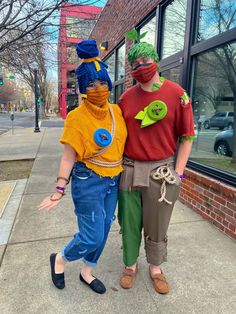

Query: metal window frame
[[103, 40, 125, 102], [106, 0, 236, 186]]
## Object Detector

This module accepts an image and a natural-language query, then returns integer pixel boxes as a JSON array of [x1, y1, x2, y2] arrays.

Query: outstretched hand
[[37, 193, 63, 211]]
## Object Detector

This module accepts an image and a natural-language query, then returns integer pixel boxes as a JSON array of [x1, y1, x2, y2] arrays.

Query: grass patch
[[0, 159, 34, 181], [191, 157, 236, 174]]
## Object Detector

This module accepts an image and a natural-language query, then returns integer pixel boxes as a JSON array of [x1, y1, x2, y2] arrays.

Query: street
[[0, 112, 64, 132], [0, 112, 222, 155]]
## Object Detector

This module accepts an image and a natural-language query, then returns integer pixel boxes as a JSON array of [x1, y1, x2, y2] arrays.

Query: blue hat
[[76, 40, 99, 59], [75, 40, 112, 95]]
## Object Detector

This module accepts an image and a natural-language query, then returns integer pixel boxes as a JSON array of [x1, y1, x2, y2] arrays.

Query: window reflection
[[105, 53, 115, 82], [162, 0, 187, 59], [66, 17, 96, 39], [197, 0, 236, 42], [140, 16, 156, 46], [115, 84, 124, 103], [191, 42, 235, 175], [117, 44, 125, 80], [161, 66, 181, 84], [66, 44, 77, 64]]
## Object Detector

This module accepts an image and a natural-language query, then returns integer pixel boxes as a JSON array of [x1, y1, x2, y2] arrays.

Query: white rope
[[87, 158, 123, 167], [151, 165, 177, 204]]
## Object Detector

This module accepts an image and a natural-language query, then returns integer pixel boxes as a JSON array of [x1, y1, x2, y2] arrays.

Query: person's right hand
[[37, 192, 63, 211]]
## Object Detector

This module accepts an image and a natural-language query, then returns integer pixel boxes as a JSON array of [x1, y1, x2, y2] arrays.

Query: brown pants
[[118, 162, 180, 266]]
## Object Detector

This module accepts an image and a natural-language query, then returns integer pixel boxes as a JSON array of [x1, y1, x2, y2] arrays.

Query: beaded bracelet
[[55, 189, 65, 196], [50, 193, 64, 201], [56, 176, 69, 184]]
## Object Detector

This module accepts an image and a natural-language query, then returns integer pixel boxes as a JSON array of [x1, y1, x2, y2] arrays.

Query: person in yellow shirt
[[38, 40, 127, 294]]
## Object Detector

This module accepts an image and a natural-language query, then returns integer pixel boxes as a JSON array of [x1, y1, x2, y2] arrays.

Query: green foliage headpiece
[[125, 28, 160, 65]]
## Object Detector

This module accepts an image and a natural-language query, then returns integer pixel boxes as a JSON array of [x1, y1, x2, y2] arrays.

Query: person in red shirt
[[118, 36, 195, 294]]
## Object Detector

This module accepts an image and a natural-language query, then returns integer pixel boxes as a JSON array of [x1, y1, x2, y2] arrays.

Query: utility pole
[[34, 68, 40, 133]]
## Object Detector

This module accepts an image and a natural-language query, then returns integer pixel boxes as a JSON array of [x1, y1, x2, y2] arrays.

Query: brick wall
[[90, 0, 160, 55], [90, 0, 160, 90], [179, 168, 236, 241]]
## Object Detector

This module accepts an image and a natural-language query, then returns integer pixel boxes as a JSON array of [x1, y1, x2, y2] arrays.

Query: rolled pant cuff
[[144, 236, 168, 266], [82, 258, 97, 267], [61, 246, 70, 262]]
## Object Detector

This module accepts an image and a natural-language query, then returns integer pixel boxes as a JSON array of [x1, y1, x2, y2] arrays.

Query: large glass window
[[117, 44, 125, 80], [161, 66, 181, 83], [191, 42, 236, 176], [115, 83, 124, 103], [105, 53, 115, 83], [66, 44, 77, 64], [140, 16, 156, 46], [197, 0, 236, 42], [66, 17, 96, 39], [162, 0, 187, 59]]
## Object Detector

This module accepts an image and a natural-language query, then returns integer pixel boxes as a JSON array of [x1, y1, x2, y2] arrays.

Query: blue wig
[[75, 40, 112, 95]]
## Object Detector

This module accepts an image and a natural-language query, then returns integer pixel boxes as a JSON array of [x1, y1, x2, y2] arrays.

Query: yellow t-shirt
[[60, 100, 127, 177]]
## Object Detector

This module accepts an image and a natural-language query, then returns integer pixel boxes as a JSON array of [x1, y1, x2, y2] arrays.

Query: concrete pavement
[[0, 128, 236, 314]]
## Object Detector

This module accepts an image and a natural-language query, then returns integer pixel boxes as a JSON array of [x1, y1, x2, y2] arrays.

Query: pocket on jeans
[[72, 167, 92, 180]]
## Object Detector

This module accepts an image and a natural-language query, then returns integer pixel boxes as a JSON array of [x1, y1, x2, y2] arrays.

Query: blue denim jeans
[[61, 162, 119, 267]]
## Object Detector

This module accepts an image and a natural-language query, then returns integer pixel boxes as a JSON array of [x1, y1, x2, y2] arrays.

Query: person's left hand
[[37, 192, 63, 211]]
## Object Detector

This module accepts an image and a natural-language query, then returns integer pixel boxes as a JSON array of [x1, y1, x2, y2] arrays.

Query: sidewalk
[[0, 128, 236, 314]]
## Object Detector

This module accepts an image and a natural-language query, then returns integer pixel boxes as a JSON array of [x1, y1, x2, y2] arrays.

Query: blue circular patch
[[94, 128, 112, 147]]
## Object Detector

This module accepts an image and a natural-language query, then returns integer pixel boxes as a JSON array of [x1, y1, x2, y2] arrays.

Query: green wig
[[128, 42, 159, 65], [125, 28, 160, 65]]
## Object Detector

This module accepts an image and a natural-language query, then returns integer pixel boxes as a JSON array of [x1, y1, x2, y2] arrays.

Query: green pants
[[118, 163, 180, 267]]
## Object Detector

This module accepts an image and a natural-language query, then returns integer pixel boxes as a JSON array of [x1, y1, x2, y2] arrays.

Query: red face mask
[[131, 62, 158, 84]]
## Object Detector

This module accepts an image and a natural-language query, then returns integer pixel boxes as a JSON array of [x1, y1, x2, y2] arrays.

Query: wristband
[[177, 173, 185, 179], [56, 186, 65, 192]]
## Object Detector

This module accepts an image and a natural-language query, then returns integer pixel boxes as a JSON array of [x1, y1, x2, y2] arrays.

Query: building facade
[[89, 0, 236, 240], [58, 2, 101, 119]]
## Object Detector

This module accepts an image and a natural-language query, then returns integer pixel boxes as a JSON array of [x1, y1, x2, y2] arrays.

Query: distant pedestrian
[[38, 40, 127, 294]]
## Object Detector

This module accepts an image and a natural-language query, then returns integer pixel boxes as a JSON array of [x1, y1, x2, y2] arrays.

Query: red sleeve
[[175, 98, 195, 138]]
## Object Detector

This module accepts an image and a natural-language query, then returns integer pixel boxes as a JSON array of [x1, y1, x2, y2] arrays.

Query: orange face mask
[[86, 86, 110, 106]]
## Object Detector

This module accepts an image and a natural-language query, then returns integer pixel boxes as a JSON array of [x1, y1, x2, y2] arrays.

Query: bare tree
[[0, 0, 101, 54]]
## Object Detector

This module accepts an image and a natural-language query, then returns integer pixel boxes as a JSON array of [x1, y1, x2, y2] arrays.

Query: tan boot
[[149, 267, 170, 294], [119, 265, 138, 289]]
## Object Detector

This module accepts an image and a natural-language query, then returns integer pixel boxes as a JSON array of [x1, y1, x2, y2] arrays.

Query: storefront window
[[140, 16, 156, 46], [105, 53, 115, 82], [161, 66, 181, 84], [117, 44, 125, 80], [162, 0, 187, 59], [66, 45, 77, 64], [115, 84, 124, 103], [66, 17, 96, 39], [197, 0, 236, 42], [191, 42, 236, 176]]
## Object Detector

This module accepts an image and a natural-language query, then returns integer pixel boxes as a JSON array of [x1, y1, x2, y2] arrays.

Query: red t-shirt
[[119, 79, 195, 161]]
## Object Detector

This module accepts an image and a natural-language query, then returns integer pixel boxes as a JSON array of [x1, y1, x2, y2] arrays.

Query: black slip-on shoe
[[50, 253, 65, 289], [79, 273, 106, 294]]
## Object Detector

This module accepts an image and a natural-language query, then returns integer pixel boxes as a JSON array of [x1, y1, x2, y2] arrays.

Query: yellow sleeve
[[60, 112, 85, 159]]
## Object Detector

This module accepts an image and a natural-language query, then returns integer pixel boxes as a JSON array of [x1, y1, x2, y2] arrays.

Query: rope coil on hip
[[151, 165, 177, 205]]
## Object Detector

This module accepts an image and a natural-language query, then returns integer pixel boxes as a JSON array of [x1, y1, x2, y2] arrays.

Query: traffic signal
[[0, 76, 4, 86]]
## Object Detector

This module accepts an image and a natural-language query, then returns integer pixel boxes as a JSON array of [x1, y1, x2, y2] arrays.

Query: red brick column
[[179, 168, 236, 241]]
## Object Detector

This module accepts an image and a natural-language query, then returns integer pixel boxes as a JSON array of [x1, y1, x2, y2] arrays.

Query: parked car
[[204, 111, 234, 130], [213, 129, 233, 157]]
